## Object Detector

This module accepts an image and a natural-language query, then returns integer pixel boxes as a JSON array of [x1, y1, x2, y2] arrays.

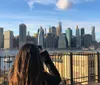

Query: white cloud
[[26, 0, 96, 10], [27, 0, 56, 10], [28, 0, 34, 10], [56, 0, 72, 10]]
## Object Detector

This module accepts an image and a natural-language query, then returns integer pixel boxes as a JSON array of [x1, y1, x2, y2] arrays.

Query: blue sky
[[0, 0, 100, 41]]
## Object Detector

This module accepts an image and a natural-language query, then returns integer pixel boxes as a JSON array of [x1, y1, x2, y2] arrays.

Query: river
[[0, 49, 100, 56]]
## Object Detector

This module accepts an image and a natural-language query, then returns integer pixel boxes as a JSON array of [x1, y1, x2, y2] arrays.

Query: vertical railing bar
[[97, 52, 100, 83], [4, 56, 6, 85], [70, 52, 74, 85], [9, 56, 10, 71], [81, 52, 82, 84], [76, 53, 78, 84]]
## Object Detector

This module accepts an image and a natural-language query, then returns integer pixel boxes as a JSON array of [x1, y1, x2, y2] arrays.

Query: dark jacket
[[40, 50, 61, 85]]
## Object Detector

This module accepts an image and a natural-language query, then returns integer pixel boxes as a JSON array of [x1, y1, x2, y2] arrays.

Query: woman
[[9, 43, 61, 85]]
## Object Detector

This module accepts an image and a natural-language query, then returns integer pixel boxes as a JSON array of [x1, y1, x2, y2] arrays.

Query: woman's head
[[9, 43, 44, 85]]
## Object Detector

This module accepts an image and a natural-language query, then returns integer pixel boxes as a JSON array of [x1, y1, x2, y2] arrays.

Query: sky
[[0, 0, 100, 41]]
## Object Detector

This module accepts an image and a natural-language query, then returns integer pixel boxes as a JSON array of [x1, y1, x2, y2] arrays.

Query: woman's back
[[9, 43, 61, 85]]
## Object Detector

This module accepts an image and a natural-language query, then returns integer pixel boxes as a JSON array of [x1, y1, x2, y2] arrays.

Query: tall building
[[0, 28, 4, 48], [91, 26, 95, 41], [81, 28, 85, 46], [45, 28, 46, 36], [19, 23, 27, 48], [49, 26, 52, 33], [13, 36, 19, 48], [58, 34, 66, 48], [45, 33, 57, 48], [83, 34, 92, 48], [71, 36, 76, 47], [38, 26, 44, 47], [56, 21, 62, 36], [26, 34, 34, 44], [66, 28, 72, 47], [33, 33, 38, 45], [76, 25, 81, 48], [4, 30, 13, 49], [81, 28, 85, 38], [51, 26, 56, 35]]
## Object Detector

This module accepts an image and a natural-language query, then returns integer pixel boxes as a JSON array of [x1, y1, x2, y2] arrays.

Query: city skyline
[[0, 23, 98, 41], [0, 0, 100, 41]]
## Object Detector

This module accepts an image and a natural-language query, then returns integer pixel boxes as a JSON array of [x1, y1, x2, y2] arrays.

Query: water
[[0, 50, 18, 70], [0, 50, 19, 56], [0, 49, 100, 56]]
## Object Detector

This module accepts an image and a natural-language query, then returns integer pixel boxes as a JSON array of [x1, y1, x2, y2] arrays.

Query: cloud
[[56, 0, 72, 10], [27, 0, 34, 10], [26, 0, 96, 10], [26, 0, 96, 11], [27, 0, 56, 10], [27, 0, 72, 10]]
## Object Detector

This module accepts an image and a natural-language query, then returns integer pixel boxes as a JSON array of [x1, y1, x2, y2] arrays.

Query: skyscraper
[[26, 32, 34, 44], [13, 36, 19, 48], [91, 26, 95, 41], [66, 28, 72, 47], [4, 30, 13, 49], [76, 25, 81, 48], [81, 28, 85, 38], [83, 34, 92, 48], [45, 33, 57, 48], [56, 21, 62, 36], [45, 28, 46, 36], [51, 26, 56, 35], [58, 34, 66, 48], [33, 33, 38, 45], [71, 36, 76, 47], [0, 28, 4, 48], [81, 28, 85, 46], [38, 26, 44, 47], [49, 26, 52, 33], [19, 23, 27, 48]]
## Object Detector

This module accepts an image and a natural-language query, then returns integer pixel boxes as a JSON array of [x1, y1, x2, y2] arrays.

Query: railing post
[[97, 52, 100, 83], [70, 52, 74, 85]]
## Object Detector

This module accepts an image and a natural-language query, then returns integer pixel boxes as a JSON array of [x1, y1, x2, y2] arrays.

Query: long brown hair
[[9, 43, 45, 85]]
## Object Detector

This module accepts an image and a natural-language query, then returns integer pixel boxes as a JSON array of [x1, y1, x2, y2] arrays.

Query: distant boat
[[82, 48, 89, 51], [89, 46, 96, 50]]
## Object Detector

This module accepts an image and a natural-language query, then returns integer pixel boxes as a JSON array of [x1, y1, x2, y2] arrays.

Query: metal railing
[[0, 52, 100, 85]]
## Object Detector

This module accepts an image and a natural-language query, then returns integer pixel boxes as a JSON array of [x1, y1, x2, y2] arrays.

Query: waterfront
[[0, 49, 100, 56]]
